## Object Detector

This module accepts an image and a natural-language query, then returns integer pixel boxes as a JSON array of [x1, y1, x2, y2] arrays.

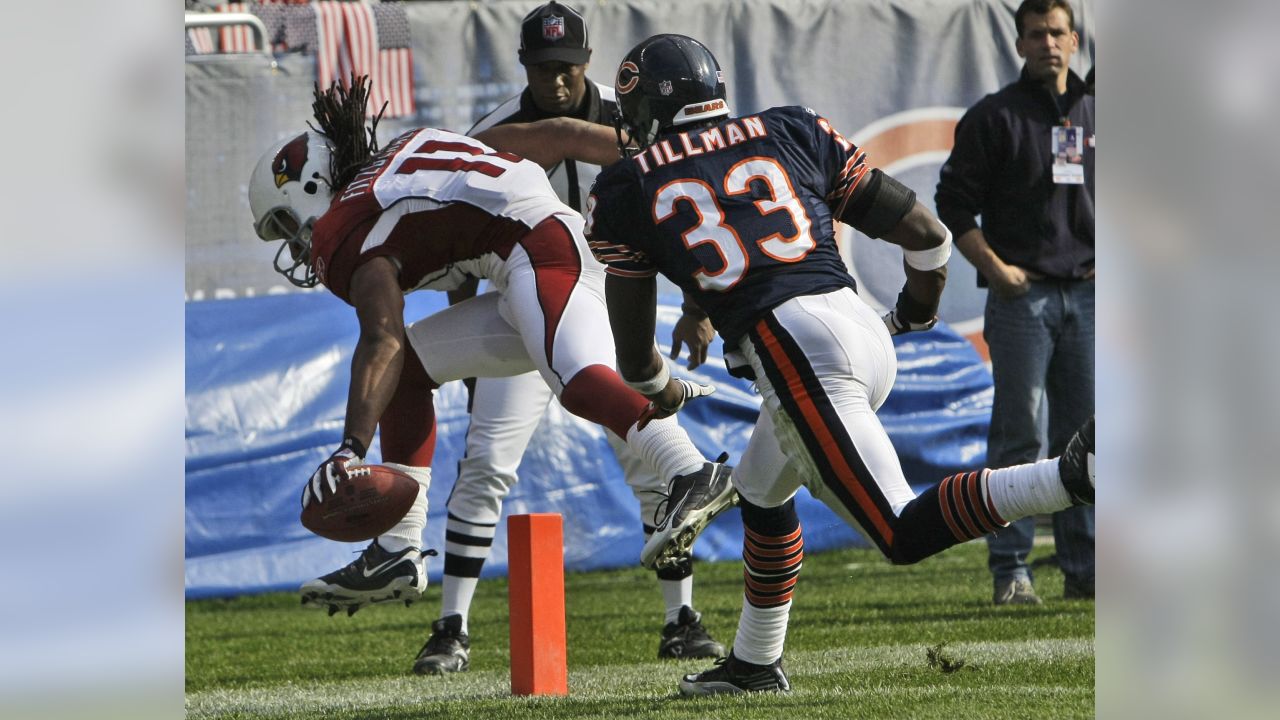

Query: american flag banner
[[218, 3, 256, 53], [372, 2, 415, 118], [187, 1, 415, 117], [315, 1, 415, 118], [186, 28, 217, 55], [251, 1, 320, 54], [185, 1, 304, 56]]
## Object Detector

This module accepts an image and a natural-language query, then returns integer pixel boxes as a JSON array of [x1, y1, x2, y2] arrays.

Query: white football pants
[[733, 288, 917, 531], [445, 371, 665, 526]]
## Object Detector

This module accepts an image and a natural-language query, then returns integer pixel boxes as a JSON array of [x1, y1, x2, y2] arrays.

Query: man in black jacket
[[935, 0, 1095, 605]]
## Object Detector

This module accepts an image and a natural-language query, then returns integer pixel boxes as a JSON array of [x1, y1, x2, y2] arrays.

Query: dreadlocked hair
[[308, 74, 389, 192]]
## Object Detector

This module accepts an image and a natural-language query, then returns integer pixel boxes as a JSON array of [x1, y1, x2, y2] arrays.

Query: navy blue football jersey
[[586, 105, 872, 345]]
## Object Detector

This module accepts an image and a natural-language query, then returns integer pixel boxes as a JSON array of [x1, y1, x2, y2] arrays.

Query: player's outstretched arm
[[606, 273, 662, 383], [343, 257, 408, 453], [473, 117, 623, 170], [304, 257, 406, 506], [606, 275, 715, 422]]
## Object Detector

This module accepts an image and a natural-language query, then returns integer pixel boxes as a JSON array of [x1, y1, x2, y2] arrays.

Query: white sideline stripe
[[185, 637, 1092, 717]]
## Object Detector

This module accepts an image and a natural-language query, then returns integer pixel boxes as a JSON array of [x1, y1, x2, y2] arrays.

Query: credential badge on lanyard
[[1052, 120, 1085, 185]]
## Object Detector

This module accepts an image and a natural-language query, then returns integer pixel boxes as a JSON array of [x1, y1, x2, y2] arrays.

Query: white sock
[[660, 577, 693, 624], [441, 576, 478, 633], [984, 459, 1071, 521], [376, 464, 431, 552], [732, 598, 791, 665], [624, 415, 704, 482]]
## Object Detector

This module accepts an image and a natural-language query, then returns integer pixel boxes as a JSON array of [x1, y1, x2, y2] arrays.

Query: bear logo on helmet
[[616, 60, 640, 94], [272, 133, 310, 189]]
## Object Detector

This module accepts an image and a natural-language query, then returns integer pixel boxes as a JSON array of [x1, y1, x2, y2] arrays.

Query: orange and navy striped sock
[[734, 498, 804, 665]]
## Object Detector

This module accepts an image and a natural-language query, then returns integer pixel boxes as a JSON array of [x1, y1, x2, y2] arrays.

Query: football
[[300, 464, 419, 542]]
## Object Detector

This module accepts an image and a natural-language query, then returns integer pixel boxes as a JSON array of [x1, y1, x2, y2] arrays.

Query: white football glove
[[664, 377, 716, 413], [302, 441, 366, 509], [637, 378, 716, 430], [882, 308, 938, 336]]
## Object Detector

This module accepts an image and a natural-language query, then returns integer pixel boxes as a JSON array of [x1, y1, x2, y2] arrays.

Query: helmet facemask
[[254, 205, 319, 288], [248, 132, 335, 288], [612, 108, 654, 157]]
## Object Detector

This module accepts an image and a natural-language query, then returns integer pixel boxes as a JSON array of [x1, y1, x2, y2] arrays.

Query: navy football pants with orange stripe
[[733, 287, 1008, 565]]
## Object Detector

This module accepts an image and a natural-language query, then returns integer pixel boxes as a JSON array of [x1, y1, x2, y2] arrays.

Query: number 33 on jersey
[[585, 105, 868, 345]]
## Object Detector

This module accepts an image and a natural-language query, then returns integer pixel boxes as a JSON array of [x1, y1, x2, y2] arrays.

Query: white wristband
[[903, 227, 952, 271], [624, 358, 671, 395]]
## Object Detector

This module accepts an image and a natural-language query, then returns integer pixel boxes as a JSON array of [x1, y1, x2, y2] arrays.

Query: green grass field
[[186, 541, 1093, 719]]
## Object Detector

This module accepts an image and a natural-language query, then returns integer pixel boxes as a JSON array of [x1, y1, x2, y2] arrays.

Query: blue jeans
[[983, 279, 1095, 589]]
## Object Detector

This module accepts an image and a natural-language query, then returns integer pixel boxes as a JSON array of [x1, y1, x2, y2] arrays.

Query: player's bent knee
[[886, 542, 929, 566], [882, 488, 961, 565]]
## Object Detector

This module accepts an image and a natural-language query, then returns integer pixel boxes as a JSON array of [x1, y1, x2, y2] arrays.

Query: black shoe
[[659, 606, 726, 659], [1058, 417, 1095, 505], [642, 454, 739, 570], [413, 614, 471, 675], [1063, 576, 1095, 600], [679, 651, 791, 695], [300, 541, 427, 616]]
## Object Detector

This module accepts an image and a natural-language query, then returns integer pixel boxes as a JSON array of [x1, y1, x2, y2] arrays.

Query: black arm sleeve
[[837, 169, 916, 239]]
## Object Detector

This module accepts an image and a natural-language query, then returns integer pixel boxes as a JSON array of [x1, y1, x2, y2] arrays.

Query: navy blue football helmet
[[614, 34, 730, 150]]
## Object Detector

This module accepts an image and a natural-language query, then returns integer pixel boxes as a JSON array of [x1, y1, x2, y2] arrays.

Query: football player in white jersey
[[246, 78, 738, 645], [415, 2, 725, 675]]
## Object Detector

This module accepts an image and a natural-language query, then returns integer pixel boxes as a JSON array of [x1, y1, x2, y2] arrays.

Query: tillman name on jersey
[[632, 115, 768, 174]]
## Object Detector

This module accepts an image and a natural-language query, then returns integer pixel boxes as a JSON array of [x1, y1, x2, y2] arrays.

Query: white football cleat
[[641, 456, 738, 570]]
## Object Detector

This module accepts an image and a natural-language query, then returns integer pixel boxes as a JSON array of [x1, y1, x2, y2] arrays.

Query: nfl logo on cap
[[543, 15, 565, 40], [519, 2, 591, 67], [659, 80, 673, 96]]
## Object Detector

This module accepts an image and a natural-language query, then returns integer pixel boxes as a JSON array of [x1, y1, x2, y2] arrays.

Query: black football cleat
[[679, 651, 791, 695], [300, 541, 428, 613], [413, 614, 471, 675], [659, 606, 725, 659], [642, 454, 738, 570], [1058, 416, 1095, 505]]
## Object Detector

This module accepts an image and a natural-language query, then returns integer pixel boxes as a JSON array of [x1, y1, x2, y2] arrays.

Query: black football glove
[[882, 308, 938, 335], [882, 286, 938, 336], [302, 437, 367, 509]]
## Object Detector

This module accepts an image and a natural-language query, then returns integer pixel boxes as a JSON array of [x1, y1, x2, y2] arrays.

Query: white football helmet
[[248, 132, 335, 287]]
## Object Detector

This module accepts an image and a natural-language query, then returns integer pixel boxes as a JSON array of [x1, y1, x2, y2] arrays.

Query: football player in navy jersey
[[479, 34, 1095, 695]]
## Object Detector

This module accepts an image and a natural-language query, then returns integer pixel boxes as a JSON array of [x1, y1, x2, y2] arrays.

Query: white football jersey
[[365, 128, 574, 227]]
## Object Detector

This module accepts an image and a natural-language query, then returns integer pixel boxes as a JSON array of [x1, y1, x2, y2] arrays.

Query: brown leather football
[[300, 465, 419, 542]]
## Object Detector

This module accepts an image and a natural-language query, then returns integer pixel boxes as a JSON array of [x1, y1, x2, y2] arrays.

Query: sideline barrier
[[185, 290, 993, 598]]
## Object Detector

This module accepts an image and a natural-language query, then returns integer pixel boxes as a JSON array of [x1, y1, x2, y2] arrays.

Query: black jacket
[[935, 69, 1094, 284]]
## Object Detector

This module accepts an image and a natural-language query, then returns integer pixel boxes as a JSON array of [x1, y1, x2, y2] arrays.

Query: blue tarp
[[185, 290, 992, 599]]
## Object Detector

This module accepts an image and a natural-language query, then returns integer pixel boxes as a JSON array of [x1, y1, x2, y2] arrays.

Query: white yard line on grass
[[186, 637, 1093, 718]]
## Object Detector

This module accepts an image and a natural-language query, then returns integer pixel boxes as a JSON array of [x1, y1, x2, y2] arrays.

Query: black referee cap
[[518, 2, 591, 66]]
